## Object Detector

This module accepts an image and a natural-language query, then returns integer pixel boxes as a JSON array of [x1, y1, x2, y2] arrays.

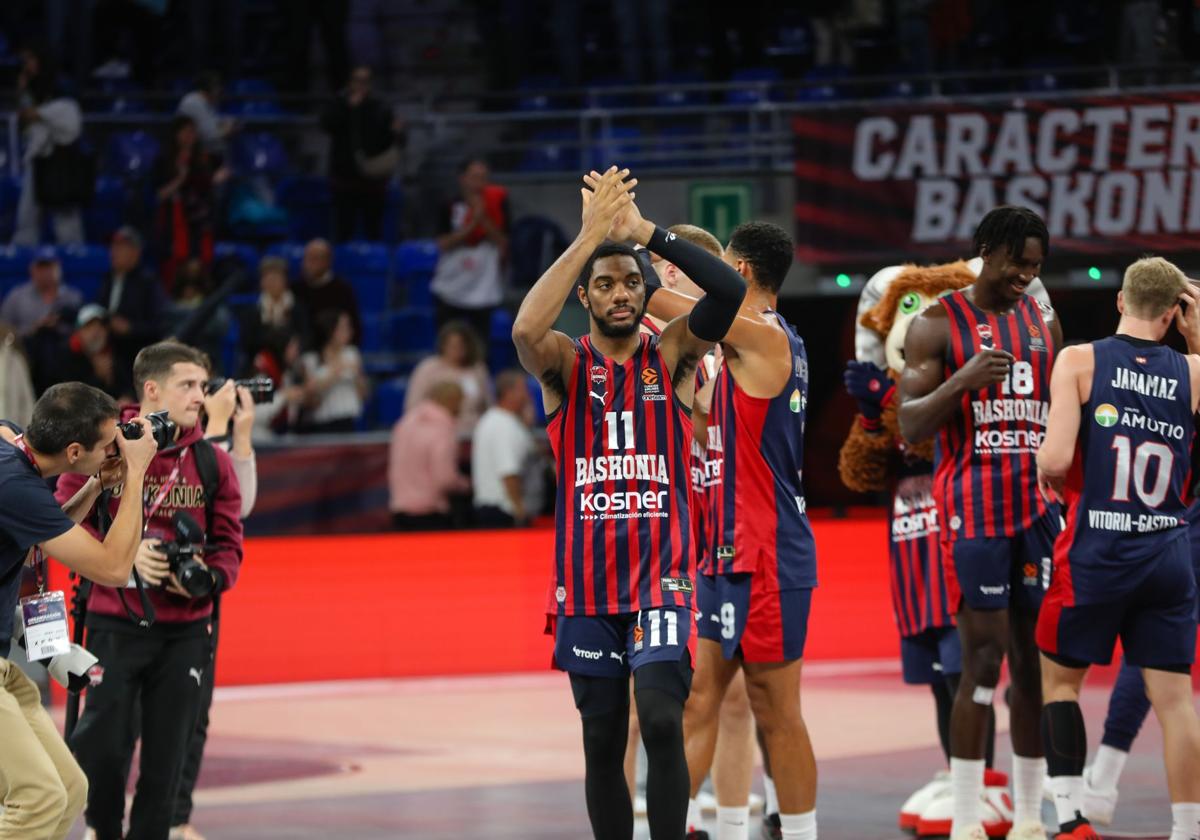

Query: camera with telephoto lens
[[205, 375, 275, 404], [118, 409, 176, 449], [158, 511, 215, 598]]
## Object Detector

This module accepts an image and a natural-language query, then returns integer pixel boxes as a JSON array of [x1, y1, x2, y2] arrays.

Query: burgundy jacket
[[55, 406, 244, 623]]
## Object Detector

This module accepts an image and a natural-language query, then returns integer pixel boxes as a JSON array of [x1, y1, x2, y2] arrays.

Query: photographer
[[55, 342, 244, 840], [163, 374, 257, 840], [0, 382, 158, 839]]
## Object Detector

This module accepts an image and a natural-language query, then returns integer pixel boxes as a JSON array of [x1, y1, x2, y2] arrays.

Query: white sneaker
[[1081, 765, 1118, 826], [901, 770, 951, 830], [917, 783, 1013, 837], [634, 793, 647, 817], [950, 825, 990, 840], [1005, 821, 1048, 840], [748, 792, 764, 814]]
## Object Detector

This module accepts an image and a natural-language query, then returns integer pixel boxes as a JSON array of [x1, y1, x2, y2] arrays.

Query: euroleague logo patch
[[641, 366, 666, 401], [641, 367, 659, 386]]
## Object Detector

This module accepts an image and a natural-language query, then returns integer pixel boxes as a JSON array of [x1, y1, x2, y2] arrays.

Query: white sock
[[1012, 754, 1045, 826], [1047, 774, 1084, 826], [716, 805, 751, 840], [950, 757, 985, 830], [1090, 744, 1128, 792], [779, 810, 817, 840], [687, 797, 703, 833], [1170, 802, 1200, 840], [763, 775, 779, 816]]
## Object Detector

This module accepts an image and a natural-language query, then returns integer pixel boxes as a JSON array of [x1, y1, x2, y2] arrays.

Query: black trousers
[[71, 620, 211, 840], [332, 182, 386, 242], [172, 613, 219, 825]]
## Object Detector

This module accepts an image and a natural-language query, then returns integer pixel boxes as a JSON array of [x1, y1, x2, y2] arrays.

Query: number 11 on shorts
[[645, 609, 678, 647]]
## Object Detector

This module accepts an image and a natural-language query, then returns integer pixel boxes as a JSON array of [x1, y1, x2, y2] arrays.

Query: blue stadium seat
[[264, 241, 306, 277], [58, 245, 109, 302], [488, 309, 516, 370], [0, 245, 33, 299], [83, 176, 125, 244], [359, 311, 387, 354], [231, 131, 289, 177], [335, 242, 391, 311], [276, 177, 331, 241], [214, 242, 260, 276], [381, 186, 403, 244], [516, 76, 565, 112], [105, 131, 161, 178], [796, 65, 850, 102], [224, 79, 283, 116], [394, 240, 438, 307], [726, 67, 781, 105], [374, 377, 408, 427], [391, 307, 435, 355], [520, 127, 581, 173], [586, 76, 636, 109], [656, 72, 707, 108], [590, 126, 646, 171]]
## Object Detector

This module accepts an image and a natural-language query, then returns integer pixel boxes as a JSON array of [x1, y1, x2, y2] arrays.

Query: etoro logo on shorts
[[1094, 403, 1119, 427]]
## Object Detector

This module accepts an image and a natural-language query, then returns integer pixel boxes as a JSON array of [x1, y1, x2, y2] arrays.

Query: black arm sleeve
[[646, 226, 746, 343]]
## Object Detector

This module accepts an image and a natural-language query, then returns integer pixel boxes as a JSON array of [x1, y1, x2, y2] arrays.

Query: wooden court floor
[[63, 662, 1182, 839]]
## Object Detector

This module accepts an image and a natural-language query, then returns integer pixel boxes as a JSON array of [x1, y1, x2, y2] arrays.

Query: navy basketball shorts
[[943, 511, 1059, 612], [554, 606, 695, 678], [695, 572, 812, 663], [900, 626, 963, 685], [1037, 538, 1198, 670]]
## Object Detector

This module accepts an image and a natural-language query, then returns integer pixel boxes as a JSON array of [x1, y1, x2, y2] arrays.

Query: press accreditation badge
[[20, 591, 71, 661]]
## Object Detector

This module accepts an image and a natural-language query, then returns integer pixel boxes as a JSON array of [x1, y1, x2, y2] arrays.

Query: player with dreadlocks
[[898, 206, 1064, 840]]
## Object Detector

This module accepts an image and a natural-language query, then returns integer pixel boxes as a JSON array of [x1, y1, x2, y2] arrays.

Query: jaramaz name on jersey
[[1087, 509, 1182, 533], [1111, 367, 1178, 400], [575, 454, 672, 521]]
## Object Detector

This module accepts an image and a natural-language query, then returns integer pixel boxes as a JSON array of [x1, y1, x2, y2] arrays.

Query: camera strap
[[118, 448, 190, 627]]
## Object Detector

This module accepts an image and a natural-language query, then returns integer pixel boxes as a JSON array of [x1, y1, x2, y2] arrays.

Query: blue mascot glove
[[843, 360, 894, 429]]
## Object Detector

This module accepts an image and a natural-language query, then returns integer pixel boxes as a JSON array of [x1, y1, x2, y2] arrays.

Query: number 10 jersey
[[1055, 335, 1193, 605], [547, 334, 695, 617]]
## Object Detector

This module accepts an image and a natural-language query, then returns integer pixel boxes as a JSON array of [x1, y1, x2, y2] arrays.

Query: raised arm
[[1036, 344, 1089, 503], [898, 305, 1013, 444], [512, 167, 635, 413]]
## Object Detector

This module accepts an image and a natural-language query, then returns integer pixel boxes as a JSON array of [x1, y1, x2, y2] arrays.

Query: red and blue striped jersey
[[890, 463, 953, 636], [706, 313, 817, 589], [691, 358, 716, 574], [548, 333, 695, 616], [934, 290, 1056, 540], [1054, 336, 1193, 605]]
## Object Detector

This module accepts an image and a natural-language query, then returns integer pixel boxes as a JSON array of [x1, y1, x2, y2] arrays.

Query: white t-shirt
[[302, 346, 363, 424], [471, 406, 532, 514]]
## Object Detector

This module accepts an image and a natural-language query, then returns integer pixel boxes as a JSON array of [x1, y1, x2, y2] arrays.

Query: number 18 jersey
[[935, 290, 1056, 540], [547, 333, 695, 617], [1055, 335, 1193, 605]]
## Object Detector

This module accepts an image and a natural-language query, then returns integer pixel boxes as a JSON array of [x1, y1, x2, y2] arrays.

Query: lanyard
[[13, 435, 48, 593], [143, 448, 188, 526]]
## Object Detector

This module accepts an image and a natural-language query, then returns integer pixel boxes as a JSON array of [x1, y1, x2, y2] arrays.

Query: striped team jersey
[[548, 333, 695, 616], [935, 290, 1056, 540], [890, 462, 953, 636], [1055, 336, 1193, 605], [691, 358, 716, 574], [707, 313, 817, 589]]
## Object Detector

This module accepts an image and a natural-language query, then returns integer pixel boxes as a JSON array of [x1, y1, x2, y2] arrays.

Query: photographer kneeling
[[56, 342, 244, 840], [0, 383, 159, 839]]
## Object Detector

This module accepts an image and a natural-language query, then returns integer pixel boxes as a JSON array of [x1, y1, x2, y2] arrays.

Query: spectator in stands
[[154, 114, 228, 286], [0, 249, 82, 338], [0, 325, 36, 425], [319, 65, 401, 242], [299, 309, 367, 433], [294, 238, 362, 343], [471, 369, 534, 528], [430, 158, 509, 347], [12, 45, 85, 246], [176, 70, 237, 161], [162, 258, 229, 371], [241, 255, 309, 380], [96, 226, 165, 373], [58, 304, 134, 401], [405, 321, 491, 438], [388, 380, 471, 530]]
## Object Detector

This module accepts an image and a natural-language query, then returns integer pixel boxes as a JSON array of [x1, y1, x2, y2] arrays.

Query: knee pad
[[634, 689, 684, 749], [581, 709, 629, 767]]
